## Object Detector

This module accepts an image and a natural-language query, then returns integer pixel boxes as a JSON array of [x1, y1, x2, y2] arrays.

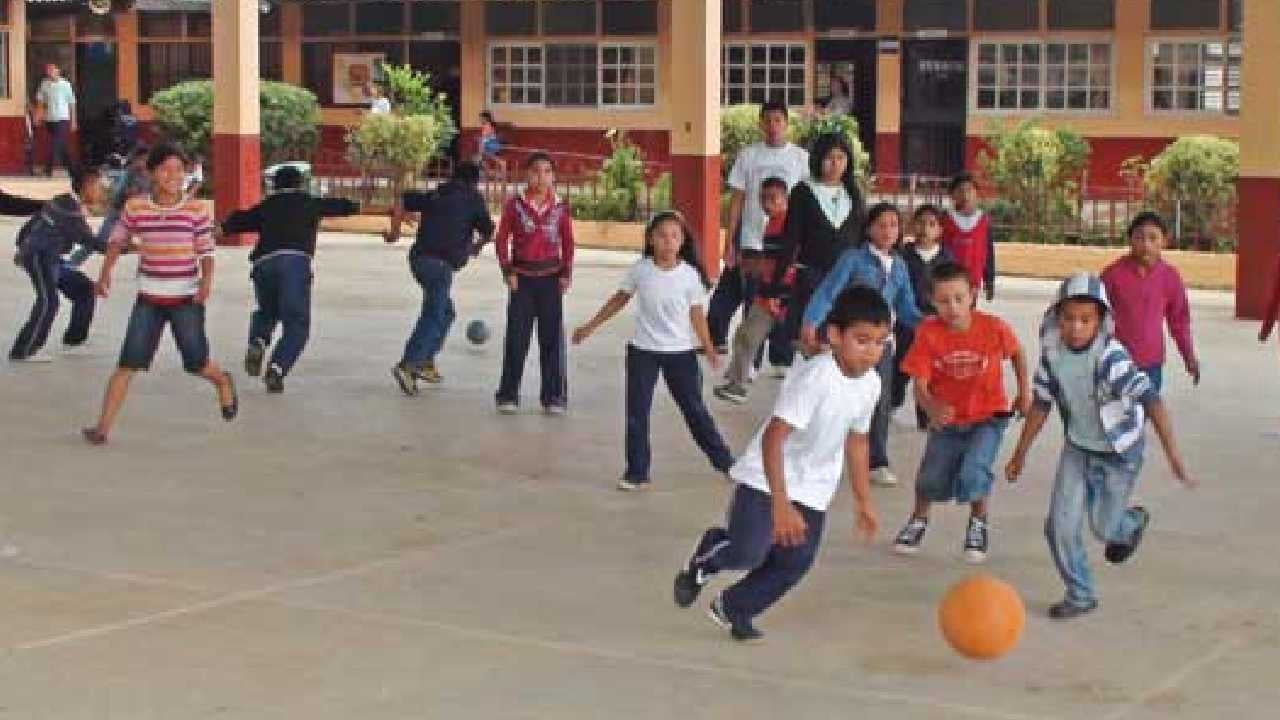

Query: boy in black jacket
[[389, 161, 494, 394], [894, 204, 953, 429], [219, 166, 359, 393], [10, 168, 107, 362]]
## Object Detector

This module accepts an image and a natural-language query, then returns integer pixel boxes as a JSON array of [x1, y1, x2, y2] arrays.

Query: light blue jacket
[[802, 244, 923, 330]]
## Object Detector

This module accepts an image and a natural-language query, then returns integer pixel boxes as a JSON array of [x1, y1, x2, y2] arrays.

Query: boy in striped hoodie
[[82, 144, 237, 445], [1006, 273, 1195, 619]]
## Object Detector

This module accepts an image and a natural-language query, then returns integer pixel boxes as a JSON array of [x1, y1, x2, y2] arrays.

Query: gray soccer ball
[[465, 320, 490, 345]]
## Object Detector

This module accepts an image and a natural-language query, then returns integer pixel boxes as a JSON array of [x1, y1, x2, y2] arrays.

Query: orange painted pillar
[[1236, 0, 1280, 319], [874, 0, 902, 178], [669, 0, 722, 278], [211, 0, 261, 243]]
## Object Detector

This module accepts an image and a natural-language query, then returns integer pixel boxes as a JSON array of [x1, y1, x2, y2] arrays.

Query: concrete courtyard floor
[[1, 225, 1278, 719]]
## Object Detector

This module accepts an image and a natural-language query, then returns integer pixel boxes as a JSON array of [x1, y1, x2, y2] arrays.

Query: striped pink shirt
[[109, 198, 214, 302]]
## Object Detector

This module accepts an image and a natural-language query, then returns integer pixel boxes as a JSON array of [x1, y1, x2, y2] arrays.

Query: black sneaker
[[713, 382, 749, 404], [707, 595, 763, 642], [1104, 506, 1150, 564], [264, 364, 285, 394], [1048, 599, 1098, 620], [892, 516, 928, 555], [391, 364, 418, 396], [673, 560, 707, 608], [244, 340, 266, 377], [963, 515, 989, 564]]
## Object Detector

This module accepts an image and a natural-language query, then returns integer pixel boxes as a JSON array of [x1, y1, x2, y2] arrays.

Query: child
[[9, 167, 107, 362], [1006, 273, 1195, 619], [1100, 212, 1199, 392], [572, 211, 734, 490], [672, 285, 885, 641], [801, 203, 922, 487], [893, 204, 952, 429], [715, 176, 793, 403], [220, 165, 360, 393], [1261, 254, 1280, 354], [892, 261, 1030, 562], [82, 144, 238, 445], [494, 151, 574, 415], [390, 161, 494, 394], [941, 173, 995, 303], [477, 111, 507, 180]]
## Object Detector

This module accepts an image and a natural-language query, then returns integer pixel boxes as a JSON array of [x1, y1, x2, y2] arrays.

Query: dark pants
[[401, 254, 455, 368], [248, 253, 313, 375], [707, 264, 747, 348], [891, 323, 928, 430], [496, 274, 567, 408], [870, 345, 895, 469], [44, 120, 72, 176], [624, 345, 734, 482], [693, 484, 826, 622], [9, 250, 95, 359]]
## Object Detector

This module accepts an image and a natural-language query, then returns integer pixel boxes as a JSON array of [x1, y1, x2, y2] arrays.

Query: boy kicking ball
[[673, 286, 884, 641]]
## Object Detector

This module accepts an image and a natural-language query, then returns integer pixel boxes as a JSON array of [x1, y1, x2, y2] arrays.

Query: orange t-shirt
[[900, 312, 1020, 426]]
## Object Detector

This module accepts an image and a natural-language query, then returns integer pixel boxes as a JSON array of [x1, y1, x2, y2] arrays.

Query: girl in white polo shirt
[[573, 211, 734, 491]]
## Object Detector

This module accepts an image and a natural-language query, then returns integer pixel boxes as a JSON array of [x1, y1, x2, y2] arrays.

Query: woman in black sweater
[[775, 132, 866, 358]]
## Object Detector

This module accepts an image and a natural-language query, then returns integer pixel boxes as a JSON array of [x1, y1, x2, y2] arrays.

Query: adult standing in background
[[36, 64, 77, 177], [825, 75, 853, 116]]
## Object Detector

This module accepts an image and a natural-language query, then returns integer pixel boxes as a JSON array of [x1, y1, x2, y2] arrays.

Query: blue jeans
[[1045, 443, 1145, 607], [915, 415, 1011, 503], [9, 249, 96, 360], [248, 253, 313, 375], [401, 254, 455, 368], [692, 484, 826, 622], [118, 298, 210, 373], [624, 345, 733, 482], [496, 274, 567, 408], [1141, 364, 1163, 394], [870, 345, 895, 470]]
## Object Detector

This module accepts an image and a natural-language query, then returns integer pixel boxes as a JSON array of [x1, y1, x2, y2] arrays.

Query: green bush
[[790, 112, 870, 181], [347, 113, 444, 207], [978, 119, 1089, 244], [1138, 135, 1239, 250], [149, 80, 319, 166], [571, 129, 665, 222], [378, 62, 457, 151], [719, 105, 869, 184]]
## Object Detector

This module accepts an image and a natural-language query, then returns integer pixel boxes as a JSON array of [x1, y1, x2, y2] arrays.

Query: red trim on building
[[874, 132, 900, 179], [670, 153, 722, 280], [211, 133, 261, 246], [1236, 177, 1280, 320], [0, 117, 24, 174]]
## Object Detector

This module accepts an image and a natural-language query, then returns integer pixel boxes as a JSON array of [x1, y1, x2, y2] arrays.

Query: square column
[[1236, 0, 1280, 319], [212, 0, 262, 242], [668, 0, 722, 278]]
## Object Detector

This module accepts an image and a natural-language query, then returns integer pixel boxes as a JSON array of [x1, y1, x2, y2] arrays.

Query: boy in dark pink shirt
[[1101, 212, 1199, 393]]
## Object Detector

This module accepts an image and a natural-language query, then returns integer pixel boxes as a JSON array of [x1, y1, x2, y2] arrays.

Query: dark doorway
[[76, 41, 119, 166], [814, 39, 876, 167], [900, 38, 968, 178]]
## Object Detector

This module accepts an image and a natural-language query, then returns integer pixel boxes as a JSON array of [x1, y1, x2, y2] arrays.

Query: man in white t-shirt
[[35, 64, 77, 177], [673, 285, 888, 641], [707, 101, 809, 352]]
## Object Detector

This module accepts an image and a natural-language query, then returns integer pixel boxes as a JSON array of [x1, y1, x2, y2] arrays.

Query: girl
[[894, 204, 953, 429], [800, 202, 922, 487], [572, 211, 734, 491], [776, 131, 866, 367]]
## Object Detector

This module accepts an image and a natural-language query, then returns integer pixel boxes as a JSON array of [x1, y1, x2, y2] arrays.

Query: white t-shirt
[[729, 142, 809, 252], [731, 353, 880, 511], [370, 96, 392, 115], [618, 258, 708, 352]]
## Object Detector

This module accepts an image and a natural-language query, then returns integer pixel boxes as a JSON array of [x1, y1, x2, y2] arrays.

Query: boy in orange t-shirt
[[892, 261, 1031, 563]]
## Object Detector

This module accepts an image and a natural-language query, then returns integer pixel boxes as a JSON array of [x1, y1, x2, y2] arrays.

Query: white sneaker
[[61, 343, 94, 357], [12, 349, 54, 363], [870, 467, 899, 487], [770, 364, 789, 378], [496, 402, 519, 415]]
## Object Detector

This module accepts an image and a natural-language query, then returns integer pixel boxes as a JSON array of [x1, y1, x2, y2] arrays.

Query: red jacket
[[941, 209, 994, 290], [494, 191, 575, 279]]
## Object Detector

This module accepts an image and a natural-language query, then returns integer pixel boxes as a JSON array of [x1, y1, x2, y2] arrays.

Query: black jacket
[[406, 181, 494, 270], [1, 189, 44, 217], [776, 180, 864, 283], [900, 242, 954, 315], [15, 193, 104, 257], [222, 191, 360, 263]]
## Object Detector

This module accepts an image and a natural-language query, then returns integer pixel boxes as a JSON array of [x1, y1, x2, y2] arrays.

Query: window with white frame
[[975, 39, 1112, 112], [546, 43, 598, 106], [601, 44, 655, 106], [490, 44, 544, 105], [721, 42, 806, 107], [1149, 39, 1241, 114]]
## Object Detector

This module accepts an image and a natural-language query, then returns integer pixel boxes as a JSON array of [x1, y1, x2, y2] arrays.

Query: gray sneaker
[[391, 364, 418, 396], [244, 340, 266, 377]]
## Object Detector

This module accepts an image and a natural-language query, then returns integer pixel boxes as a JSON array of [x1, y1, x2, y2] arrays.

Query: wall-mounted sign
[[333, 52, 385, 106]]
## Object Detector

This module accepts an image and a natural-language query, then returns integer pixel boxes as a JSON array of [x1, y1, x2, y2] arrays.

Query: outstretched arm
[[571, 291, 631, 344]]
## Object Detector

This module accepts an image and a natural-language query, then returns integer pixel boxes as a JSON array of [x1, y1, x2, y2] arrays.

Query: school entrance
[[900, 37, 968, 178]]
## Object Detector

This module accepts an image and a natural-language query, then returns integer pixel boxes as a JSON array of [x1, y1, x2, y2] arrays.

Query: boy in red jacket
[[941, 172, 995, 303], [494, 151, 575, 415]]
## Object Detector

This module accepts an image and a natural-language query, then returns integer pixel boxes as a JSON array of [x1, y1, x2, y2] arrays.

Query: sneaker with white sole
[[870, 467, 899, 487], [770, 364, 789, 378], [617, 476, 650, 492], [543, 404, 566, 416], [496, 402, 519, 415], [708, 594, 763, 641], [10, 349, 54, 363], [60, 342, 94, 357], [963, 515, 989, 564], [713, 383, 749, 404], [391, 364, 418, 396], [893, 517, 928, 555], [244, 339, 266, 377]]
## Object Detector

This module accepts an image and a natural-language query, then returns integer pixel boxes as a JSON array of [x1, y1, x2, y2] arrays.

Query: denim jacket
[[802, 244, 923, 330]]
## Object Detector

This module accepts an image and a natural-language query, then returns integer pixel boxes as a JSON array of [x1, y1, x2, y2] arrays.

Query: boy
[[673, 286, 885, 641], [941, 173, 995, 303], [1100, 212, 1199, 392], [894, 204, 952, 429], [10, 167, 107, 362], [220, 165, 359, 393], [494, 151, 575, 415], [892, 261, 1030, 562], [82, 143, 238, 445], [390, 161, 494, 394], [715, 176, 793, 403], [1006, 273, 1195, 619]]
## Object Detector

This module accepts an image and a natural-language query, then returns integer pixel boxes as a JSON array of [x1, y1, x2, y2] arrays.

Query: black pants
[[892, 323, 929, 429], [707, 264, 747, 348], [10, 250, 95, 359], [44, 120, 72, 176], [496, 274, 567, 408], [624, 345, 733, 482]]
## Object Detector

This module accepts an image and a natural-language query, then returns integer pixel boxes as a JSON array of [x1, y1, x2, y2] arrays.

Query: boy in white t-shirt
[[673, 285, 888, 641]]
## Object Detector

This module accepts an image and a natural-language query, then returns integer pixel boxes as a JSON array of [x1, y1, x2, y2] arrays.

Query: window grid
[[488, 42, 657, 108], [974, 39, 1113, 113], [721, 42, 806, 108], [489, 43, 544, 106], [600, 44, 656, 106], [1149, 38, 1241, 115], [545, 43, 598, 106]]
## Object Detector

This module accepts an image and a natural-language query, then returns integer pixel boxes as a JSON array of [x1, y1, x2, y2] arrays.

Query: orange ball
[[937, 574, 1025, 660]]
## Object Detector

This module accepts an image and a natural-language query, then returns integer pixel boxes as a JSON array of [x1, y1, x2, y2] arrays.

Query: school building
[[0, 0, 1276, 317]]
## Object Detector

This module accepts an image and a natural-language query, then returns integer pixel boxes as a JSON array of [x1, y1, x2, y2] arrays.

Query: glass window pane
[[543, 0, 597, 35], [140, 12, 183, 37], [1047, 43, 1066, 64], [356, 2, 405, 35], [813, 0, 875, 31], [750, 0, 805, 32], [978, 44, 998, 64], [1090, 90, 1109, 108], [1047, 89, 1065, 108], [413, 1, 462, 34], [723, 0, 744, 32], [303, 3, 351, 36], [974, 0, 1039, 31], [905, 0, 968, 31], [1151, 0, 1221, 29], [1048, 0, 1115, 30], [1020, 90, 1040, 108], [603, 0, 657, 35], [486, 0, 537, 36], [978, 89, 997, 108]]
